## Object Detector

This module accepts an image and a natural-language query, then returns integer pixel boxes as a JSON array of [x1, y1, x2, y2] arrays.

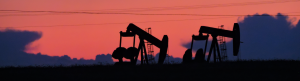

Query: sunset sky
[[0, 0, 299, 62]]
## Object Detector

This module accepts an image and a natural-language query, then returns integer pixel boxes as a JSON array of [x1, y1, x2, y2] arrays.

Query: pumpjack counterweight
[[183, 23, 240, 64], [112, 23, 168, 65]]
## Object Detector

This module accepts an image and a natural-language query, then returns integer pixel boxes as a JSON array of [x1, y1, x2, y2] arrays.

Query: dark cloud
[[181, 13, 300, 61], [153, 53, 182, 64], [0, 29, 115, 67], [95, 54, 114, 64], [0, 28, 42, 52]]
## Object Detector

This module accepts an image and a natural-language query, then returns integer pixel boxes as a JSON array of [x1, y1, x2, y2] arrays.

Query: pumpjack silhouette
[[183, 23, 240, 64], [112, 23, 168, 65]]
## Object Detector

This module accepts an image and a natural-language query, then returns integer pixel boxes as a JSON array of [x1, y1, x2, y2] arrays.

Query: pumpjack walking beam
[[112, 23, 168, 65], [199, 23, 240, 63], [126, 23, 168, 65]]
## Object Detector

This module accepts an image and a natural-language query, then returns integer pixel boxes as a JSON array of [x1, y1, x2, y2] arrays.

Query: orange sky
[[0, 0, 299, 62]]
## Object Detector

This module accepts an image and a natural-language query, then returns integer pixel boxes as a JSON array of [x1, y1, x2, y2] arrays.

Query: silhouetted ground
[[1, 60, 299, 81]]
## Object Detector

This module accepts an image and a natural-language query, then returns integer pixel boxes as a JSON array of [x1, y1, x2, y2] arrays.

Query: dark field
[[1, 60, 300, 81]]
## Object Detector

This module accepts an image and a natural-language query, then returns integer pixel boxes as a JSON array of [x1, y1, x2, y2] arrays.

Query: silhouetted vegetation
[[1, 59, 299, 68], [1, 60, 299, 80]]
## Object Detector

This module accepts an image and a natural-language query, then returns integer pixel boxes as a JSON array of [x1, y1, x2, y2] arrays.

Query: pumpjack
[[112, 23, 168, 65], [183, 23, 240, 63]]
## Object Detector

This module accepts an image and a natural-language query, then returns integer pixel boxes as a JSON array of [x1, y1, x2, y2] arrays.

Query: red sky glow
[[0, 0, 299, 62]]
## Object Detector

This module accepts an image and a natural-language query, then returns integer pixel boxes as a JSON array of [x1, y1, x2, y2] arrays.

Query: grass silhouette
[[1, 59, 299, 80]]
